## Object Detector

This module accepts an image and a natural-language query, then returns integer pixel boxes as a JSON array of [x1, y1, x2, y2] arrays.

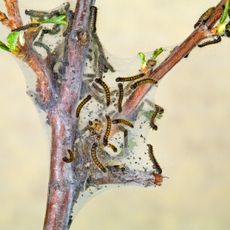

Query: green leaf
[[138, 52, 146, 66], [40, 15, 67, 25], [0, 41, 10, 52], [220, 0, 229, 24], [152, 47, 164, 60], [7, 32, 20, 51]]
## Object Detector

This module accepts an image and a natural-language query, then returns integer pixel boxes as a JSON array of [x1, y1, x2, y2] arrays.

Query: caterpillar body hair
[[95, 78, 111, 106], [147, 144, 162, 174], [117, 83, 124, 113], [76, 95, 92, 118], [63, 149, 76, 163], [115, 73, 145, 82], [112, 119, 134, 128], [130, 78, 158, 90], [103, 115, 112, 146], [91, 143, 107, 172]]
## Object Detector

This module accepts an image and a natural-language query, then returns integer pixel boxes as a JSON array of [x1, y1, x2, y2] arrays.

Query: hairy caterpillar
[[150, 104, 164, 130], [63, 149, 76, 163], [117, 83, 124, 113], [108, 143, 118, 152], [76, 95, 92, 118], [25, 2, 70, 19], [34, 41, 51, 55], [147, 144, 162, 174], [194, 7, 215, 28], [115, 73, 145, 82], [91, 143, 106, 172], [130, 78, 158, 90], [112, 119, 134, 128], [12, 23, 40, 32], [95, 78, 111, 106], [103, 115, 112, 146], [198, 36, 221, 48], [89, 6, 97, 33]]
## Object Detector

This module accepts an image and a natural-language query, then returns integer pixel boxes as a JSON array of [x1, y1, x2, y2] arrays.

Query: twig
[[121, 0, 227, 117], [4, 0, 22, 29]]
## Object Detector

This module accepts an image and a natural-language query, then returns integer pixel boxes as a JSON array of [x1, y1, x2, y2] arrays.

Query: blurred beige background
[[1, 0, 230, 229]]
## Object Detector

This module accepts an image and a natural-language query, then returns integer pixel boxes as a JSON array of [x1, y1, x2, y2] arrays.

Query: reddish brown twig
[[4, 0, 22, 29]]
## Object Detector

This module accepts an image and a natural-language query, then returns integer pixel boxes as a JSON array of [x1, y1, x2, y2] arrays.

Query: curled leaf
[[138, 52, 146, 66], [7, 32, 20, 52], [152, 47, 164, 60]]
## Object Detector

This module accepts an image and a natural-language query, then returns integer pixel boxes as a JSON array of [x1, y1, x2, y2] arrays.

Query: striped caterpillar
[[194, 7, 215, 28], [76, 95, 92, 118], [130, 78, 158, 90], [63, 149, 76, 163], [95, 78, 111, 106], [150, 104, 164, 130], [147, 144, 162, 174], [103, 115, 112, 146], [117, 83, 124, 113], [91, 143, 106, 172], [112, 118, 134, 128], [115, 73, 145, 82]]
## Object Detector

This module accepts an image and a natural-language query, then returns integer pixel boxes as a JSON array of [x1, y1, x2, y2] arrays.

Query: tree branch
[[4, 0, 22, 29], [121, 0, 227, 118], [43, 1, 95, 229]]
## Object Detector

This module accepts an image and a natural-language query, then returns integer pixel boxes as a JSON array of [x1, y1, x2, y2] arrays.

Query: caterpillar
[[63, 10, 74, 36], [63, 149, 76, 163], [117, 83, 124, 113], [147, 144, 162, 174], [194, 7, 215, 28], [12, 23, 40, 32], [34, 41, 51, 55], [108, 143, 118, 152], [103, 115, 112, 146], [198, 36, 221, 48], [115, 73, 145, 82], [95, 78, 111, 106], [150, 104, 164, 130], [112, 119, 134, 128], [130, 78, 158, 90], [89, 6, 97, 33], [91, 143, 106, 172], [76, 95, 92, 118], [25, 2, 70, 19]]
